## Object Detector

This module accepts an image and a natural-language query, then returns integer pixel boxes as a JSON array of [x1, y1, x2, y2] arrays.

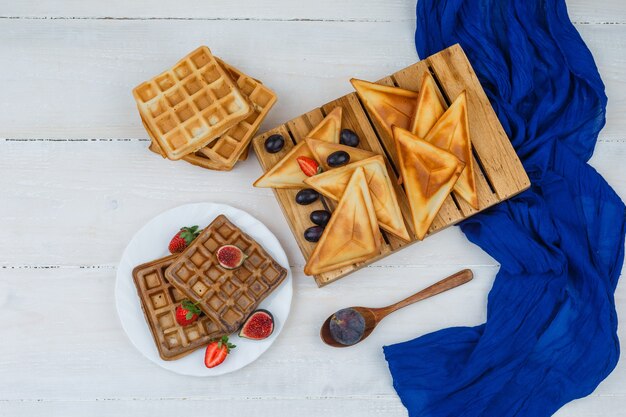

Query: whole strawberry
[[168, 225, 201, 254], [175, 300, 202, 326], [204, 336, 236, 368]]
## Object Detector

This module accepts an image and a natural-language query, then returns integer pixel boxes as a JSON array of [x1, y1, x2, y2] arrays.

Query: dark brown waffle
[[165, 215, 288, 334], [132, 255, 224, 361]]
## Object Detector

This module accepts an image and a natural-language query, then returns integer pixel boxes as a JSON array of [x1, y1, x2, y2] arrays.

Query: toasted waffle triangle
[[304, 156, 410, 241], [410, 72, 447, 138], [305, 138, 376, 171], [304, 167, 382, 276], [253, 141, 313, 188], [425, 92, 478, 209], [307, 107, 342, 143], [253, 109, 343, 189], [392, 126, 465, 240], [351, 78, 418, 137]]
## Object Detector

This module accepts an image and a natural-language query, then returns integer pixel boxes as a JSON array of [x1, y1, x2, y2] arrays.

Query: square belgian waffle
[[145, 58, 277, 171], [132, 255, 224, 361], [133, 46, 252, 160], [165, 215, 288, 334], [197, 58, 277, 167]]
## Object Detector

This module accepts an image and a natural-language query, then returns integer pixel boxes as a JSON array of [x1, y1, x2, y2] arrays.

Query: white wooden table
[[0, 1, 624, 416]]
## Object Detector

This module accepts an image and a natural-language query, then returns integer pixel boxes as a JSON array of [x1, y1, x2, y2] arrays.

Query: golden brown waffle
[[144, 58, 275, 170], [132, 255, 225, 361], [144, 117, 233, 171], [197, 58, 277, 167], [133, 46, 252, 160], [165, 215, 288, 334]]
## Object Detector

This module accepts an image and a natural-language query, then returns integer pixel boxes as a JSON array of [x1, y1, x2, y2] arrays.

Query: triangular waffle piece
[[133, 46, 252, 160], [351, 78, 418, 137], [305, 138, 376, 171], [253, 109, 343, 188], [304, 156, 410, 241], [307, 107, 342, 143], [425, 92, 478, 209], [392, 126, 465, 240], [253, 142, 314, 188], [304, 167, 382, 276], [410, 72, 447, 138]]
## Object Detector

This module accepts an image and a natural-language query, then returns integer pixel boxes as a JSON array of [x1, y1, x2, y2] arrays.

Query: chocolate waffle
[[132, 255, 225, 361], [133, 46, 252, 160], [165, 215, 288, 334]]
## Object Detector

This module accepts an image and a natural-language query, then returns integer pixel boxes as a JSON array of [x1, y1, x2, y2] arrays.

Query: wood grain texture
[[0, 0, 623, 23], [253, 45, 529, 286], [0, 22, 624, 141]]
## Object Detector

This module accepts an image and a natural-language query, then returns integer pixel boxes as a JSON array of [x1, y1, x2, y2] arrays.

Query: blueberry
[[295, 189, 319, 205], [304, 226, 324, 242], [264, 134, 285, 153], [327, 151, 350, 168], [310, 210, 331, 227], [340, 129, 360, 147]]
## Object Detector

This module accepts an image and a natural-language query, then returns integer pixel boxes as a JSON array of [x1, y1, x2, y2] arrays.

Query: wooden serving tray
[[252, 44, 530, 287]]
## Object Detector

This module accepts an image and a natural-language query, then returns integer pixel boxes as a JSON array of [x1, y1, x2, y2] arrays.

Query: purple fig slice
[[216, 245, 246, 269], [239, 309, 274, 340]]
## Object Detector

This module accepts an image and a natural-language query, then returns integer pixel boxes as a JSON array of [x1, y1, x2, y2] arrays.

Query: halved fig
[[239, 309, 274, 340], [216, 245, 246, 269]]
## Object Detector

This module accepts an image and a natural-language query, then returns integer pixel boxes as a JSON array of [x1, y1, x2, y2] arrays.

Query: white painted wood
[[0, 138, 623, 267], [0, 0, 623, 23], [0, 266, 624, 416], [0, 1, 624, 415], [0, 21, 623, 140]]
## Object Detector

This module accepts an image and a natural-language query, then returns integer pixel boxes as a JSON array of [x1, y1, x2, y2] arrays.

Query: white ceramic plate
[[115, 202, 292, 376]]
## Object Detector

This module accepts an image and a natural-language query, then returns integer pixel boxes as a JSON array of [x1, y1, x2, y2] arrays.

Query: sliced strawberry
[[204, 336, 236, 368], [296, 156, 321, 177]]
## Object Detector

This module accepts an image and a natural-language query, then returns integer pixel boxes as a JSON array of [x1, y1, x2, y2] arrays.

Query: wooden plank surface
[[0, 3, 624, 417], [1, 0, 623, 23], [253, 45, 529, 286]]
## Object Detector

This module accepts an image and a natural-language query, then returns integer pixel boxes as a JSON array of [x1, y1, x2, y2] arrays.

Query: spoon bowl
[[320, 306, 378, 348], [320, 269, 473, 347]]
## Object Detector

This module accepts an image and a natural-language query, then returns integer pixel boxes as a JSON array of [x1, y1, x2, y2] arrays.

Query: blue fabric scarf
[[383, 1, 626, 416]]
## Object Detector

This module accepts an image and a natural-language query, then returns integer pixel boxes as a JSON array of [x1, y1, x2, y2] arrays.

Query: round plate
[[115, 202, 292, 376]]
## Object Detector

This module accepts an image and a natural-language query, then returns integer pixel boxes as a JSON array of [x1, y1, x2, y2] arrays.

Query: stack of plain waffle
[[133, 46, 277, 171], [132, 215, 287, 360]]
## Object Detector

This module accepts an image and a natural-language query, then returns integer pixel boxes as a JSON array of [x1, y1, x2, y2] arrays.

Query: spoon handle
[[373, 269, 473, 321]]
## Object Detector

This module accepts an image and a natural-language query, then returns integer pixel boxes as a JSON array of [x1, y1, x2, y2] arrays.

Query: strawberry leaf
[[181, 300, 202, 315]]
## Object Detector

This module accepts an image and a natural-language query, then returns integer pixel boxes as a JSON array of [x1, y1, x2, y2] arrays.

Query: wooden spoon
[[320, 269, 473, 347]]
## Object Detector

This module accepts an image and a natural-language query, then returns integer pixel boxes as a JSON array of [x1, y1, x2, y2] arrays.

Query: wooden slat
[[253, 44, 530, 286]]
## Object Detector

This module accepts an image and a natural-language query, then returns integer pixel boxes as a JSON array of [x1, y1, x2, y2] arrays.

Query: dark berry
[[304, 226, 324, 242], [295, 189, 319, 205], [327, 151, 350, 167], [310, 210, 331, 227], [340, 129, 360, 147], [264, 134, 285, 153]]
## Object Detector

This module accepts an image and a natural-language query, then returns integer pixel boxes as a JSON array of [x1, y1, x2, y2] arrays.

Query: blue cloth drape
[[383, 1, 626, 416]]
